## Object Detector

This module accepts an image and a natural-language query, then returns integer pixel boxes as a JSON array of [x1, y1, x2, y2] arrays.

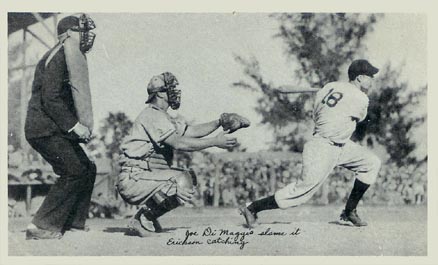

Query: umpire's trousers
[[27, 135, 96, 232]]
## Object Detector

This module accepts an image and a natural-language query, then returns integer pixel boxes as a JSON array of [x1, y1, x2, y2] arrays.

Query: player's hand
[[214, 131, 237, 149], [176, 187, 195, 202], [73, 123, 91, 142]]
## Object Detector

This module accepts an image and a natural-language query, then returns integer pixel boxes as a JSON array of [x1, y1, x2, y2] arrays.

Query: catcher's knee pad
[[170, 170, 197, 204], [174, 169, 197, 191], [143, 169, 197, 218]]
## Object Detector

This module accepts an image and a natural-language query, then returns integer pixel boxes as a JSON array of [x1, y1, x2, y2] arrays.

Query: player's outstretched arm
[[184, 120, 221, 138], [275, 85, 320, 94], [164, 131, 237, 151]]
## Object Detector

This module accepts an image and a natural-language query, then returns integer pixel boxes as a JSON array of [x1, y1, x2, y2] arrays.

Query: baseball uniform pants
[[275, 135, 381, 209]]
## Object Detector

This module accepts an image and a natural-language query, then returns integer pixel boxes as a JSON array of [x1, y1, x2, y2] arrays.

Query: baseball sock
[[247, 195, 279, 214], [345, 179, 370, 213]]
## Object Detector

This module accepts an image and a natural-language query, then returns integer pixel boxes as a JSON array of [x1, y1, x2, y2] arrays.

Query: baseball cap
[[348, 59, 379, 81], [145, 75, 167, 103]]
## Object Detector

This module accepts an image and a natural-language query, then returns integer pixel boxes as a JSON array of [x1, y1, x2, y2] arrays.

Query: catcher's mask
[[146, 72, 181, 110], [57, 14, 96, 53]]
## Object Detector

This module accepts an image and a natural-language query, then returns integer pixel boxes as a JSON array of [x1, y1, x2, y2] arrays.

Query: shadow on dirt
[[328, 220, 354, 227], [103, 227, 131, 233], [240, 221, 292, 229], [103, 226, 192, 236]]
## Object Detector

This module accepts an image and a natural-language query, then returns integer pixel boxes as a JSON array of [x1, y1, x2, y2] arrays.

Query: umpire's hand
[[73, 123, 92, 142]]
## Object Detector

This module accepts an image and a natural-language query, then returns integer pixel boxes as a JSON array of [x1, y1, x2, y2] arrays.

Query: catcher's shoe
[[340, 209, 368, 227], [152, 219, 163, 233], [127, 210, 156, 237], [66, 226, 90, 232], [238, 206, 259, 229]]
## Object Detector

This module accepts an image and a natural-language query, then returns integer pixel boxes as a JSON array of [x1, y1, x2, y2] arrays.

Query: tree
[[233, 13, 380, 152], [99, 112, 133, 160], [354, 64, 427, 166], [98, 112, 134, 199]]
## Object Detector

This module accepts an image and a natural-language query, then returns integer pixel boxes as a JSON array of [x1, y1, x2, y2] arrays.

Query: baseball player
[[117, 72, 250, 236], [239, 59, 381, 227]]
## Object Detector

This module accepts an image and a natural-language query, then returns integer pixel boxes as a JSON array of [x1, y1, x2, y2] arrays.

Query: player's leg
[[338, 141, 381, 226], [240, 137, 341, 227], [239, 194, 278, 228], [120, 170, 196, 237], [275, 137, 341, 207]]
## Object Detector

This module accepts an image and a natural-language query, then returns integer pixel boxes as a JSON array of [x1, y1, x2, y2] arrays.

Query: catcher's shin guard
[[139, 194, 180, 233], [142, 170, 197, 231], [145, 192, 181, 219]]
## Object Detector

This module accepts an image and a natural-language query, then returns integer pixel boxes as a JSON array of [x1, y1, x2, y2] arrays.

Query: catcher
[[116, 72, 250, 236]]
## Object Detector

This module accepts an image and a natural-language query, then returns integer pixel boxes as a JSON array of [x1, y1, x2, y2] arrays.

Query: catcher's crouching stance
[[116, 72, 250, 237]]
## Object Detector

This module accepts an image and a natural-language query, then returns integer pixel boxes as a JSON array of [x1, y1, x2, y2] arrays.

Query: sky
[[9, 13, 427, 152]]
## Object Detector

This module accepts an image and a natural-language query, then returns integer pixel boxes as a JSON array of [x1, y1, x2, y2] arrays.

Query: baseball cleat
[[127, 209, 156, 237], [340, 209, 368, 227], [64, 225, 90, 232], [152, 218, 163, 233], [127, 216, 156, 237], [238, 206, 259, 229]]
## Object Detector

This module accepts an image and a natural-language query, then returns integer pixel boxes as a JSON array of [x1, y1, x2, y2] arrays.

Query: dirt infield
[[8, 205, 426, 256]]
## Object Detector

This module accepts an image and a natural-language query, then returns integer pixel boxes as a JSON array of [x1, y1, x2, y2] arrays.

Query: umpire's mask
[[57, 13, 96, 53]]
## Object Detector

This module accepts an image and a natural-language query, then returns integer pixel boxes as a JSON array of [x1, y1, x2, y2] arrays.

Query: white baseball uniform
[[275, 81, 381, 209], [116, 104, 190, 205]]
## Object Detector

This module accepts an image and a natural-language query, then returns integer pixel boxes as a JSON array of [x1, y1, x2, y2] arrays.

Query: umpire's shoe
[[26, 227, 63, 240], [238, 206, 259, 229], [340, 209, 368, 227]]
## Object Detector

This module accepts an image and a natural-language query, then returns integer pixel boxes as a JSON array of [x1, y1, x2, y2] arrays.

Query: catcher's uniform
[[116, 104, 190, 205], [275, 81, 381, 208]]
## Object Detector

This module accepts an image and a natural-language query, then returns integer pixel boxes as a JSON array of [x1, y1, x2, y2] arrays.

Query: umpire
[[24, 14, 97, 240]]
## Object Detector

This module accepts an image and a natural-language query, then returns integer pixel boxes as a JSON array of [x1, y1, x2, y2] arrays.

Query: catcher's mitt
[[219, 113, 251, 133]]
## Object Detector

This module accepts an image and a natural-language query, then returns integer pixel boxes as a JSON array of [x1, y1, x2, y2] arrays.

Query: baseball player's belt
[[120, 153, 171, 170], [313, 132, 345, 147], [332, 142, 345, 147]]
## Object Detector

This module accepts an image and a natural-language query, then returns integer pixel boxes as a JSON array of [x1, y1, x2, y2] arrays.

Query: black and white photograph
[[1, 2, 436, 264]]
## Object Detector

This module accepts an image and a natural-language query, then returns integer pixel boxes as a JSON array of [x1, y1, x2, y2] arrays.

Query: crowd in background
[[8, 145, 427, 218], [7, 145, 56, 185], [188, 156, 427, 207]]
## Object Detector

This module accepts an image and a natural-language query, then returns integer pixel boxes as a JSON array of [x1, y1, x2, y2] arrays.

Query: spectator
[[188, 155, 426, 207]]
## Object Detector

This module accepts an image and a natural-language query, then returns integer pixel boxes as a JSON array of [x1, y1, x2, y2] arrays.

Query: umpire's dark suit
[[25, 46, 96, 232]]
